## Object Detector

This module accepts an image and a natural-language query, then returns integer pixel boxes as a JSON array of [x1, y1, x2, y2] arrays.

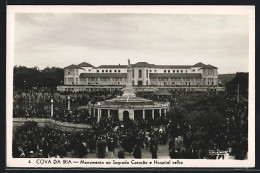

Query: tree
[[225, 72, 249, 97], [13, 66, 64, 90]]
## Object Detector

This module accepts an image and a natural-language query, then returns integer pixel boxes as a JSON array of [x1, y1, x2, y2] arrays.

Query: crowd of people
[[13, 117, 167, 159], [13, 88, 248, 159]]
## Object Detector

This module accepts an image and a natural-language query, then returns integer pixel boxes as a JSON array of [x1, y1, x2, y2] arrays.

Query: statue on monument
[[128, 58, 130, 66], [122, 58, 136, 97]]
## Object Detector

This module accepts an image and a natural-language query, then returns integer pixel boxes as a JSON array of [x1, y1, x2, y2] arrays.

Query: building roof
[[149, 73, 202, 78], [97, 65, 128, 68], [153, 89, 172, 96], [64, 62, 94, 69], [155, 65, 192, 69], [132, 62, 156, 67], [193, 62, 206, 67], [79, 73, 127, 78], [64, 64, 84, 70], [77, 62, 94, 68], [199, 64, 218, 70], [65, 61, 217, 70]]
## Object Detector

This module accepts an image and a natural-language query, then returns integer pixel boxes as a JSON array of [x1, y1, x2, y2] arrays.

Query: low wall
[[13, 118, 92, 132]]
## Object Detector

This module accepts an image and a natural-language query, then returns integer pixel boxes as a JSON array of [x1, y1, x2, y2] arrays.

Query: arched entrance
[[123, 110, 129, 120]]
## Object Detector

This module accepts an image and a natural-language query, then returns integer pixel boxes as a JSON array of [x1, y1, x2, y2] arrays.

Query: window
[[181, 70, 183, 73], [164, 70, 166, 73], [97, 70, 99, 73], [68, 78, 73, 81], [106, 70, 108, 72], [154, 70, 157, 73], [102, 70, 104, 72], [68, 72, 70, 75], [150, 70, 152, 72], [168, 70, 170, 73], [118, 70, 121, 73], [173, 70, 175, 73], [186, 70, 187, 73], [192, 69, 195, 72], [177, 70, 179, 73], [139, 69, 142, 78], [88, 69, 91, 72], [115, 70, 117, 72], [109, 70, 112, 72], [146, 70, 148, 78], [132, 69, 135, 78]]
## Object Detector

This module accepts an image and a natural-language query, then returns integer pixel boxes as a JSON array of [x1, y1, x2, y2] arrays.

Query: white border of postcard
[[6, 5, 255, 168]]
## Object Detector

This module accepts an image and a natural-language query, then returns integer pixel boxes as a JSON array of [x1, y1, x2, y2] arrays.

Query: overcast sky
[[14, 13, 249, 74]]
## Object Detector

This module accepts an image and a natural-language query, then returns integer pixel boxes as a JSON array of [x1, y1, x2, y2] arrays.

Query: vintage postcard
[[6, 5, 255, 168]]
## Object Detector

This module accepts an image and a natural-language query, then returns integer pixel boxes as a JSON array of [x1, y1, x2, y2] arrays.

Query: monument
[[88, 59, 170, 121], [122, 59, 136, 97]]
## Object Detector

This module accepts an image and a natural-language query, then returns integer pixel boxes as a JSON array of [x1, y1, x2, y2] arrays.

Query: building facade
[[63, 61, 218, 87]]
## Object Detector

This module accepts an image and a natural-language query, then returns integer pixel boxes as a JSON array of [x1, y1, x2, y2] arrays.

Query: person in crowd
[[118, 149, 125, 159], [133, 145, 142, 159], [150, 144, 157, 159], [107, 137, 115, 159]]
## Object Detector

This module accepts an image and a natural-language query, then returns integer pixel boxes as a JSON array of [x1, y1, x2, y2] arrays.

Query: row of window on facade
[[203, 69, 217, 75], [80, 77, 124, 82], [163, 69, 190, 73], [67, 69, 122, 75], [66, 77, 204, 83], [151, 82, 201, 85], [96, 69, 121, 73], [150, 78, 202, 81], [133, 69, 194, 79], [67, 68, 206, 76], [67, 69, 83, 75]]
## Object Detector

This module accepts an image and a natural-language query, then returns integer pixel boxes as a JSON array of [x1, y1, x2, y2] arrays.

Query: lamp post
[[24, 80, 26, 93], [51, 99, 53, 118], [68, 96, 70, 110]]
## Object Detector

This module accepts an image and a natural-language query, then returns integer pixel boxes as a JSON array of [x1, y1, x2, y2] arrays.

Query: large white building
[[63, 61, 218, 87]]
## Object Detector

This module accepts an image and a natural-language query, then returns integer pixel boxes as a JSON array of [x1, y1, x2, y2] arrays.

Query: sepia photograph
[[6, 5, 255, 168]]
